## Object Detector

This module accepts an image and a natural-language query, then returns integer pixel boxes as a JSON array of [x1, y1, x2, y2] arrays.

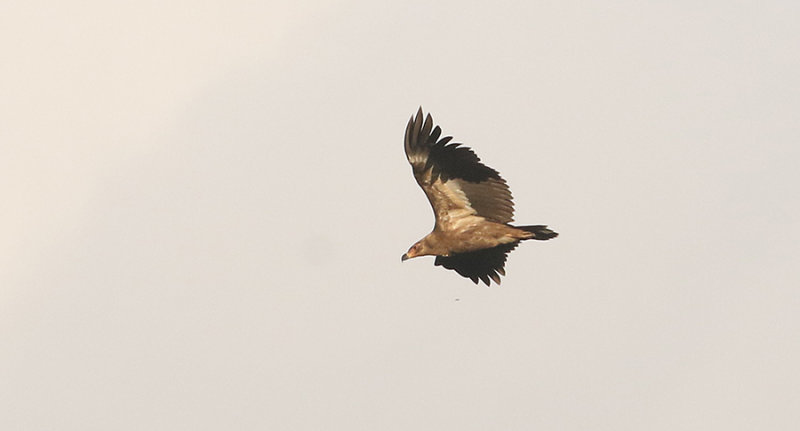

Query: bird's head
[[401, 240, 429, 261]]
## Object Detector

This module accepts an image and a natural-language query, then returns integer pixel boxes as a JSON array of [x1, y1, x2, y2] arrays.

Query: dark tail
[[516, 225, 558, 241]]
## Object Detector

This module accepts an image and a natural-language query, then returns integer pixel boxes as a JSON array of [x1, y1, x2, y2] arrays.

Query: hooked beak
[[401, 253, 409, 262]]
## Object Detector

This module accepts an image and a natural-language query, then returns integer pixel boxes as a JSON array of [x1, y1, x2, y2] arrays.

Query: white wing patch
[[428, 175, 487, 231]]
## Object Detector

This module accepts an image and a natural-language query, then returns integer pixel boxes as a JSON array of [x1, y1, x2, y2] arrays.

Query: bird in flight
[[401, 108, 557, 286]]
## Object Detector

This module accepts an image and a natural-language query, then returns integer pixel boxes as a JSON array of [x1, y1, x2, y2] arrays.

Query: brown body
[[401, 108, 557, 285], [403, 218, 533, 259]]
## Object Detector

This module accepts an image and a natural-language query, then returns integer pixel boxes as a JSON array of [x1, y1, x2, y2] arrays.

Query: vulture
[[401, 108, 557, 286]]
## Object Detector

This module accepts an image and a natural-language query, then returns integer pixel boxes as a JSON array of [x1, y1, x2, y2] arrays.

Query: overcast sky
[[2, 1, 799, 429]]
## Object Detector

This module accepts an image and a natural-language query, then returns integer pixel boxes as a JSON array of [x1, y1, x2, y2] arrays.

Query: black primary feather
[[404, 108, 515, 223], [434, 242, 519, 286]]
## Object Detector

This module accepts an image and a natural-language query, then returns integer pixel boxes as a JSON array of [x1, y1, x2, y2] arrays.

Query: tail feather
[[516, 225, 558, 241]]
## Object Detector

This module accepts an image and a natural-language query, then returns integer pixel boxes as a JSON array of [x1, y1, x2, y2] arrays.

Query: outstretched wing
[[404, 108, 514, 228], [435, 242, 519, 286]]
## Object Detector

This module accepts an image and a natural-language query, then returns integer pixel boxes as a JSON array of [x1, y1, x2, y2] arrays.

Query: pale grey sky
[[2, 1, 799, 429]]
